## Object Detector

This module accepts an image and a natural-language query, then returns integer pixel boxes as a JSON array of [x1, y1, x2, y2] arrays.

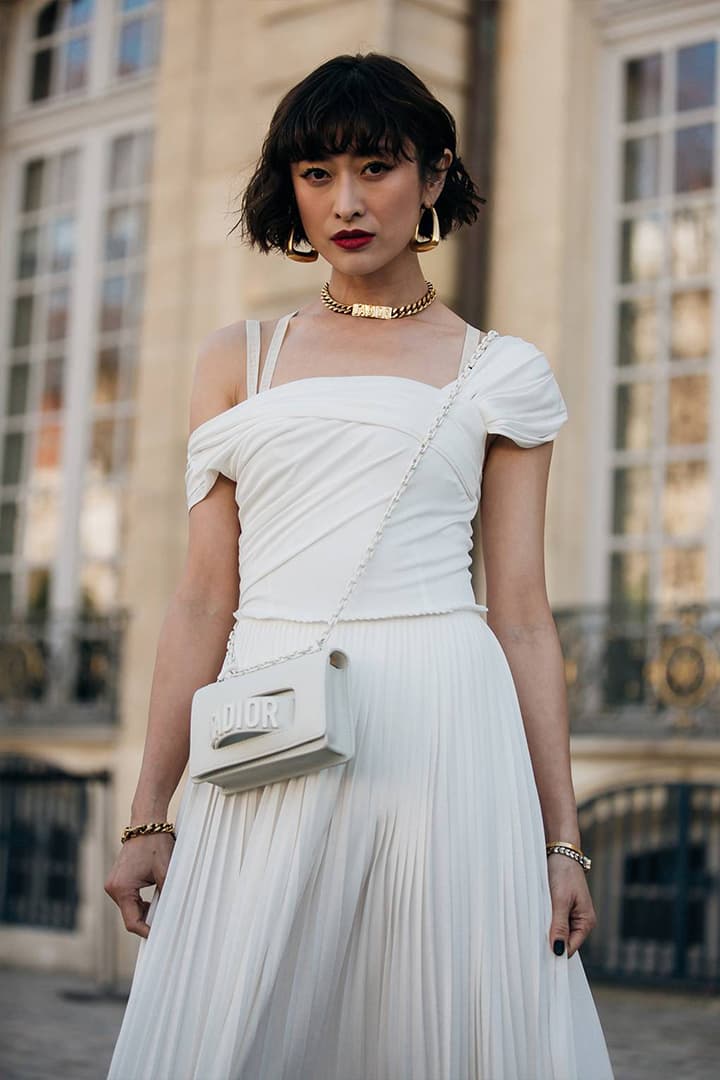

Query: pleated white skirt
[[108, 611, 614, 1080]]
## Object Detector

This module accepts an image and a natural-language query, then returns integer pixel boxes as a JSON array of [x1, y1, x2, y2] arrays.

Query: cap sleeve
[[185, 415, 236, 511], [469, 335, 568, 447]]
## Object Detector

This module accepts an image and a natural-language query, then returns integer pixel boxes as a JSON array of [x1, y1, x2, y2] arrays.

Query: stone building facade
[[1, 0, 719, 989]]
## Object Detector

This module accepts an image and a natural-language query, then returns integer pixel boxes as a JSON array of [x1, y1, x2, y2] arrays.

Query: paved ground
[[0, 967, 718, 1078]]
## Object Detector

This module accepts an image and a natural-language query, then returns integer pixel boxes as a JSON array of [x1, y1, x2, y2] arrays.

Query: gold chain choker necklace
[[320, 280, 436, 319]]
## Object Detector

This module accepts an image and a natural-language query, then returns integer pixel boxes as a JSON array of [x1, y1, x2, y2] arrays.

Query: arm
[[105, 325, 246, 936], [478, 433, 596, 958], [479, 434, 577, 842]]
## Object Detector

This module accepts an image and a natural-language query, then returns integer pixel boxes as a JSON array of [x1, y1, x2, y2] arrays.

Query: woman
[[105, 52, 614, 1079]]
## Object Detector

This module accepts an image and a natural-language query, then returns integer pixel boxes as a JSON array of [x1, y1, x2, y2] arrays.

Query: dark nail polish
[[553, 939, 565, 956]]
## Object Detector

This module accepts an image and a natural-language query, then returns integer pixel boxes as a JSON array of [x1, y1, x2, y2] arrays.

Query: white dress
[[108, 312, 615, 1080]]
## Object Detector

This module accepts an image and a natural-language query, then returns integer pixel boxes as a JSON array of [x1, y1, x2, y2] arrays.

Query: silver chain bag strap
[[189, 329, 499, 794]]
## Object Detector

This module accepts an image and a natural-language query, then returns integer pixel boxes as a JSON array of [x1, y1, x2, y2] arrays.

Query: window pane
[[49, 216, 75, 272], [663, 461, 709, 536], [100, 277, 125, 331], [7, 364, 31, 416], [674, 124, 714, 193], [2, 433, 25, 485], [81, 484, 120, 558], [46, 286, 70, 341], [30, 48, 53, 102], [80, 562, 117, 614], [63, 35, 88, 92], [17, 227, 41, 279], [27, 567, 51, 616], [623, 134, 660, 201], [104, 205, 145, 260], [94, 347, 121, 404], [30, 421, 63, 482], [108, 135, 134, 191], [12, 296, 34, 348], [35, 3, 59, 39], [24, 489, 60, 562], [0, 573, 12, 618], [68, 0, 95, 28], [614, 382, 653, 450], [618, 299, 657, 365], [624, 53, 662, 121], [135, 130, 154, 186], [115, 416, 135, 472], [620, 213, 663, 282], [667, 373, 709, 445], [56, 150, 78, 205], [610, 551, 650, 612], [0, 503, 18, 556], [676, 41, 716, 111], [117, 18, 144, 77], [612, 466, 653, 535], [122, 0, 151, 10], [22, 160, 45, 212], [42, 356, 65, 412], [126, 270, 144, 326], [671, 205, 714, 279], [671, 289, 712, 359], [89, 419, 115, 476], [661, 546, 705, 605]]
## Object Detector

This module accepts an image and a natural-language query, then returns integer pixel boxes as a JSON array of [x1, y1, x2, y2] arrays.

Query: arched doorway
[[578, 782, 720, 990]]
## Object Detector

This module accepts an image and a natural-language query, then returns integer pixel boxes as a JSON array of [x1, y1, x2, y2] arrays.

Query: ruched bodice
[[184, 312, 569, 622]]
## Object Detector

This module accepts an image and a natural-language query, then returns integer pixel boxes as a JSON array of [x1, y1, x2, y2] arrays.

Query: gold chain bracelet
[[545, 839, 591, 873], [121, 821, 176, 844]]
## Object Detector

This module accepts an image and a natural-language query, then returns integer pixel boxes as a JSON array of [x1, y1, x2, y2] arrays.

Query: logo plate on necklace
[[351, 303, 393, 319]]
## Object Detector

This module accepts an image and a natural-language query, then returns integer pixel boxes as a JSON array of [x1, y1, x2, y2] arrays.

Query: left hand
[[546, 853, 597, 959]]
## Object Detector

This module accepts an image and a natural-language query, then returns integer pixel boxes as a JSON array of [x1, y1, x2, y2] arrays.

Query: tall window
[[608, 35, 717, 615], [28, 0, 94, 103], [1, 150, 79, 619], [80, 130, 153, 616], [0, 2, 162, 625], [114, 0, 162, 80]]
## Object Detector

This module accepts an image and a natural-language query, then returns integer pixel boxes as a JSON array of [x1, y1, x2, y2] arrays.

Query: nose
[[333, 169, 365, 221]]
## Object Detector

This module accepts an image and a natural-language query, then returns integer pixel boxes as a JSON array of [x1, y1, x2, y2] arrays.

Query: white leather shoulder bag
[[189, 329, 498, 795]]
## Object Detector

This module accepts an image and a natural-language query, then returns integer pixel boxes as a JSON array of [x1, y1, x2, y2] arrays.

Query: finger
[[548, 903, 571, 956], [119, 893, 151, 938], [567, 914, 596, 958]]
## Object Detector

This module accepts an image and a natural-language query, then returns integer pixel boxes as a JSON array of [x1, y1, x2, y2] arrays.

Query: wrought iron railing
[[554, 603, 720, 738], [0, 610, 128, 729]]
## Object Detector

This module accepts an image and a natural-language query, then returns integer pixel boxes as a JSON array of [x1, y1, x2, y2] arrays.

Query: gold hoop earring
[[286, 225, 318, 262], [408, 204, 440, 252]]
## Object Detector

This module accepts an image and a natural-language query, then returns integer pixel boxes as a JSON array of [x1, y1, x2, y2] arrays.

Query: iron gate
[[577, 781, 720, 991]]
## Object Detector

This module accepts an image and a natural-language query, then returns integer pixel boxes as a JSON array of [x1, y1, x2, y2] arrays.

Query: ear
[[423, 147, 454, 205]]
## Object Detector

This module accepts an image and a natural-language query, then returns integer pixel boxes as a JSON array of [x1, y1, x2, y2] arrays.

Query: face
[[289, 141, 452, 271]]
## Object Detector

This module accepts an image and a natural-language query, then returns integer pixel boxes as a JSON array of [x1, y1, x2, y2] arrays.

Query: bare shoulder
[[188, 320, 248, 436]]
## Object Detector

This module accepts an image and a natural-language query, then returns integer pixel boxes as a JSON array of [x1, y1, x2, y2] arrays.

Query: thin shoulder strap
[[258, 310, 298, 392], [245, 319, 261, 398], [457, 323, 482, 375]]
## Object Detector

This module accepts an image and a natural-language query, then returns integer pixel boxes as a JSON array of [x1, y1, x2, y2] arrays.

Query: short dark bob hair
[[233, 52, 486, 255]]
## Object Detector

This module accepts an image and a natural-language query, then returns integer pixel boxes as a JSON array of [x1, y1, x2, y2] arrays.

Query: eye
[[364, 161, 392, 176], [299, 166, 327, 180]]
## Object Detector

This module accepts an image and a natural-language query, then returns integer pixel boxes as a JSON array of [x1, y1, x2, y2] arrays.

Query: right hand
[[104, 833, 176, 938]]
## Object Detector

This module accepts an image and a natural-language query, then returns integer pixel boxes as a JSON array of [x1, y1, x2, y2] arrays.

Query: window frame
[[588, 2, 720, 613]]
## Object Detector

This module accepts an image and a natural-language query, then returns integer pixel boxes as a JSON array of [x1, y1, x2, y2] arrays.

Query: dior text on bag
[[189, 329, 500, 795]]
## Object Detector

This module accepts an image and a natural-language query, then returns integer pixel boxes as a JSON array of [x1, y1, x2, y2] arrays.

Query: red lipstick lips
[[331, 229, 374, 250]]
